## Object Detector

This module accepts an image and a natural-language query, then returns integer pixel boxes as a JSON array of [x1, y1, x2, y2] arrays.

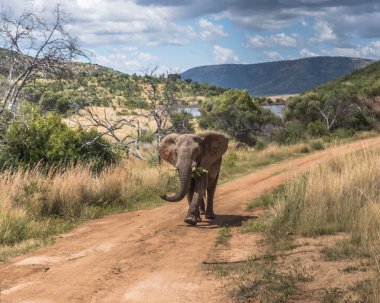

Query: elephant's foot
[[184, 215, 197, 225], [205, 212, 216, 219]]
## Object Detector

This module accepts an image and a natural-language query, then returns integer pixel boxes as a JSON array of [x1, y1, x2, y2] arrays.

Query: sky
[[4, 0, 380, 74]]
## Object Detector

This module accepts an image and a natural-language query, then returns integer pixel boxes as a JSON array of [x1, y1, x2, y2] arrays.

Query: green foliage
[[284, 120, 306, 144], [169, 110, 195, 134], [0, 109, 117, 169], [285, 60, 380, 132], [307, 121, 328, 137], [200, 90, 280, 146]]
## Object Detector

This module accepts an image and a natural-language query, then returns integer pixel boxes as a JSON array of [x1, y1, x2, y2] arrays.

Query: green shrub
[[307, 121, 328, 137], [0, 110, 118, 169], [200, 90, 280, 146], [285, 120, 306, 144]]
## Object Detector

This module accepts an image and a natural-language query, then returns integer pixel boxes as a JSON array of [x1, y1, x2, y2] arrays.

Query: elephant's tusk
[[192, 167, 196, 172]]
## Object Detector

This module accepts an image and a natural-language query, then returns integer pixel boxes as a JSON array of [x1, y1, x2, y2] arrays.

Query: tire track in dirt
[[1, 136, 380, 303]]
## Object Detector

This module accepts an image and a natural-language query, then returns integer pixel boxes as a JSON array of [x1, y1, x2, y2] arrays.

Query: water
[[179, 105, 285, 117], [262, 104, 285, 116], [179, 107, 201, 117]]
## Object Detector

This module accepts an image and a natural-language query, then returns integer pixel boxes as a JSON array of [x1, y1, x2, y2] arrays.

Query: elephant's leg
[[187, 179, 195, 206], [199, 194, 206, 215], [184, 175, 207, 225], [205, 172, 219, 219]]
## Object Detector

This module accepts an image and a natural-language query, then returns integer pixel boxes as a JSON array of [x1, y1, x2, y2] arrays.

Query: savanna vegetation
[[1, 3, 380, 278], [208, 143, 380, 303]]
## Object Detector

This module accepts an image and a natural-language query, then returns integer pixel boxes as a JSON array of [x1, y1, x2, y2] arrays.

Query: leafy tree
[[200, 90, 280, 145], [170, 110, 195, 134], [0, 108, 117, 169]]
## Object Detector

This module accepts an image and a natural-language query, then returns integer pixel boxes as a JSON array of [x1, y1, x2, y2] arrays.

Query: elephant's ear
[[199, 132, 228, 167], [159, 133, 179, 166]]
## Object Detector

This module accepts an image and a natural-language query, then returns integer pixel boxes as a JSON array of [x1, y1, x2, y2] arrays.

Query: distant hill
[[181, 57, 373, 96]]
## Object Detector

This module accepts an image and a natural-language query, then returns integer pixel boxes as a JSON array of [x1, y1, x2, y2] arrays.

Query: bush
[[307, 121, 328, 137], [200, 90, 280, 146], [284, 120, 306, 144], [170, 110, 195, 134], [0, 110, 118, 169]]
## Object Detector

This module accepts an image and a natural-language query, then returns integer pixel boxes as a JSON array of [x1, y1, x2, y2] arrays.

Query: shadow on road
[[186, 213, 258, 229]]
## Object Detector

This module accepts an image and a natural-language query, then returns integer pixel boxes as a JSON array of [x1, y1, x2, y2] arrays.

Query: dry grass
[[219, 141, 319, 182], [0, 159, 176, 260], [269, 145, 380, 243], [258, 144, 380, 301]]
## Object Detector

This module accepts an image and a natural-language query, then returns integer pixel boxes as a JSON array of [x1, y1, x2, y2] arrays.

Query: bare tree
[[69, 104, 145, 160], [141, 66, 182, 160], [313, 95, 358, 131], [70, 67, 184, 161], [0, 4, 87, 126]]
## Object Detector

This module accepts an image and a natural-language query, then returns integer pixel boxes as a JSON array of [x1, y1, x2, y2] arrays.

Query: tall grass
[[269, 145, 380, 247], [219, 142, 316, 182], [0, 160, 176, 260]]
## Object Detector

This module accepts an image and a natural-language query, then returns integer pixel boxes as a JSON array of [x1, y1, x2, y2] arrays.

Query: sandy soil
[[1, 136, 380, 303]]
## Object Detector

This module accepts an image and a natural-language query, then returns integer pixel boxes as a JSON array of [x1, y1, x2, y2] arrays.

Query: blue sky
[[6, 0, 380, 74]]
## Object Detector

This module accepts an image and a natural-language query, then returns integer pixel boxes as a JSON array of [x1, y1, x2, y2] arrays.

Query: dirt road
[[1, 136, 380, 303]]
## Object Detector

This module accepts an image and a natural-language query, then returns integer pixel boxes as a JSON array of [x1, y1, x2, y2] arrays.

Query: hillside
[[16, 62, 226, 114], [284, 60, 380, 132], [181, 56, 373, 96]]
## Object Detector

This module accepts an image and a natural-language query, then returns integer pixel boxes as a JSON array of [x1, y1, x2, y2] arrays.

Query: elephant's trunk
[[160, 158, 192, 202]]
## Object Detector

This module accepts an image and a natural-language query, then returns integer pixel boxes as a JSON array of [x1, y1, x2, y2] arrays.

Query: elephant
[[159, 131, 228, 225]]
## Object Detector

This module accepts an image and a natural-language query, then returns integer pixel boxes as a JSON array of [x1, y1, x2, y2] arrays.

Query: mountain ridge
[[181, 56, 374, 96]]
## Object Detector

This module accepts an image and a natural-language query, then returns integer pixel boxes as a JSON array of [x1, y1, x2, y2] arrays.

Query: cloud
[[310, 20, 337, 43], [199, 18, 228, 40], [271, 33, 299, 48], [213, 45, 240, 64], [246, 35, 268, 48], [95, 48, 159, 73], [300, 48, 318, 57], [263, 50, 283, 61], [246, 33, 299, 48], [135, 0, 380, 36], [321, 40, 380, 59]]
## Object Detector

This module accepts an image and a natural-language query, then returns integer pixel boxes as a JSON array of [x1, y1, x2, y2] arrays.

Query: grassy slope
[[228, 140, 380, 302]]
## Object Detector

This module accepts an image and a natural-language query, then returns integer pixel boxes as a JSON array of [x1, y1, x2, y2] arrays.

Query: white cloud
[[246, 35, 268, 48], [320, 40, 380, 59], [263, 50, 283, 60], [361, 41, 380, 57], [271, 33, 298, 48], [310, 20, 336, 43], [300, 48, 318, 57], [199, 18, 228, 40], [246, 33, 299, 48], [213, 45, 240, 64], [95, 49, 159, 74]]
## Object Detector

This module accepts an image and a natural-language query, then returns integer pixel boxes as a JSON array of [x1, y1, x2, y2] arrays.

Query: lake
[[262, 104, 285, 116], [180, 104, 285, 117]]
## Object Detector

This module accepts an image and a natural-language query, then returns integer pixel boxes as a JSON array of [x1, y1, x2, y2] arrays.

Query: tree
[[200, 90, 279, 145], [0, 4, 87, 129], [140, 66, 183, 161]]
